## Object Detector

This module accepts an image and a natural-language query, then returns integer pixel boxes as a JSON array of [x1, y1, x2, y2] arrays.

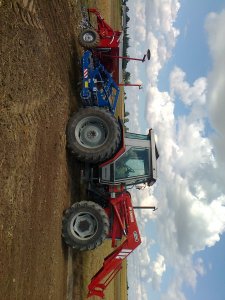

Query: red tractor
[[62, 107, 159, 298], [62, 8, 158, 299]]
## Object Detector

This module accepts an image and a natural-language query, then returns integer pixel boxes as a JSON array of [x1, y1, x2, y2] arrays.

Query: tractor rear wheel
[[62, 201, 109, 251], [67, 107, 121, 163], [78, 28, 100, 48]]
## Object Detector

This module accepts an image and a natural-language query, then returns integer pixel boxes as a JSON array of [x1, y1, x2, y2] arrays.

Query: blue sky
[[124, 1, 225, 299], [185, 234, 225, 300]]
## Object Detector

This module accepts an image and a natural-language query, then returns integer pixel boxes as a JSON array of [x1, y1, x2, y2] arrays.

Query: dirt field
[[0, 0, 83, 299], [0, 1, 126, 300]]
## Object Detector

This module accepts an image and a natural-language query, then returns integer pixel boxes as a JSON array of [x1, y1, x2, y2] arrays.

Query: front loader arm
[[87, 193, 141, 298]]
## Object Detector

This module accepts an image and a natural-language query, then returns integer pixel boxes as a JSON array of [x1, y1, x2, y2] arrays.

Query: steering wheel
[[126, 165, 135, 173]]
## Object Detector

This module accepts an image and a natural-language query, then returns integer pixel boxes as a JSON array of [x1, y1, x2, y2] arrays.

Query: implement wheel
[[62, 201, 109, 251], [78, 28, 100, 48], [67, 107, 121, 163]]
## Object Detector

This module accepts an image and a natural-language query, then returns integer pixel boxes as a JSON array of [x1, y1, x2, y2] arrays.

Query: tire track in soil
[[12, 0, 43, 29], [0, 1, 84, 300], [37, 0, 83, 88], [9, 85, 65, 128]]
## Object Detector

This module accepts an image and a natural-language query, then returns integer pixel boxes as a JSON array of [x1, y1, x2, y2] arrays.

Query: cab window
[[115, 148, 149, 180]]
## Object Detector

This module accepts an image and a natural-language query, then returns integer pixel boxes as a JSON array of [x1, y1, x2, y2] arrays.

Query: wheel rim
[[75, 116, 109, 149], [83, 32, 95, 42], [70, 211, 98, 240]]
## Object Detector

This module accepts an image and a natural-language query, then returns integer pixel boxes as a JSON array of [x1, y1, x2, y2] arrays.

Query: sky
[[124, 1, 225, 299]]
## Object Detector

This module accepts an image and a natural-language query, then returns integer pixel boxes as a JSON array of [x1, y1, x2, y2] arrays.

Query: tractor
[[62, 9, 158, 299]]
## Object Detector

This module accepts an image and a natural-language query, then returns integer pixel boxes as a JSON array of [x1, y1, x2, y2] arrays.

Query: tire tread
[[78, 29, 100, 48], [62, 201, 109, 251], [67, 107, 121, 163]]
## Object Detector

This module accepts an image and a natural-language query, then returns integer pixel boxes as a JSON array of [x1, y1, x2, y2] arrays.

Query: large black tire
[[67, 107, 121, 163], [62, 201, 109, 251], [78, 28, 100, 48]]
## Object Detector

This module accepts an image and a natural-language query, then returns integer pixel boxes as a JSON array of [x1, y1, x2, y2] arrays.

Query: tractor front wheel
[[78, 28, 100, 48], [62, 201, 109, 251], [67, 107, 121, 163]]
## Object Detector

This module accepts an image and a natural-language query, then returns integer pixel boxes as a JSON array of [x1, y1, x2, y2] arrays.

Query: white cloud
[[194, 257, 206, 276], [161, 276, 186, 300], [170, 67, 207, 106], [125, 0, 181, 134], [146, 32, 163, 82], [128, 94, 141, 133], [145, 0, 180, 83], [150, 71, 225, 297], [127, 3, 225, 300], [150, 254, 166, 290], [135, 25, 146, 41], [145, 10, 225, 300], [175, 117, 213, 173], [205, 10, 225, 169]]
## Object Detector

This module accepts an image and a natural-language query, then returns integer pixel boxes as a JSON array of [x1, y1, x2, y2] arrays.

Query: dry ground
[[0, 1, 83, 299], [0, 1, 127, 300]]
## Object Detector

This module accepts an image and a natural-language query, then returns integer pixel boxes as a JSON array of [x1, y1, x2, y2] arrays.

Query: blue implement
[[80, 50, 120, 115]]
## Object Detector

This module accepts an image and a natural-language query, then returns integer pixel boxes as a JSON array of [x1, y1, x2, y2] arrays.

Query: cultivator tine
[[79, 6, 91, 29]]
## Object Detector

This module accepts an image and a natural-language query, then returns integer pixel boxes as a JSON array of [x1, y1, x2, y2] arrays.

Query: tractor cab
[[99, 129, 159, 187]]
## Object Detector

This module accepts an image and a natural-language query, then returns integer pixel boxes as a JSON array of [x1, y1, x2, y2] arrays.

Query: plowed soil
[[0, 1, 84, 299]]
